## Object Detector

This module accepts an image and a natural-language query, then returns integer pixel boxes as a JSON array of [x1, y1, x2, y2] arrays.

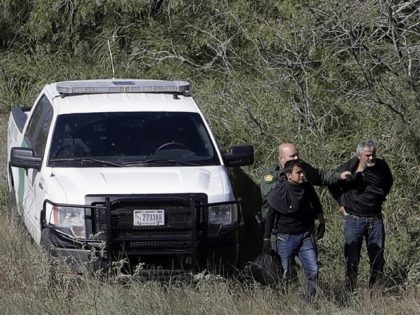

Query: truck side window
[[24, 95, 53, 156], [34, 105, 53, 156]]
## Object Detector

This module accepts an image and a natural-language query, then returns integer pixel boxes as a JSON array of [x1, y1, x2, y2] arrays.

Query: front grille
[[127, 240, 193, 250], [110, 206, 192, 232], [87, 194, 207, 255]]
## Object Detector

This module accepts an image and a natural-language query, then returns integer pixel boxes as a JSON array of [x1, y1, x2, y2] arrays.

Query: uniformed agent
[[259, 143, 351, 249]]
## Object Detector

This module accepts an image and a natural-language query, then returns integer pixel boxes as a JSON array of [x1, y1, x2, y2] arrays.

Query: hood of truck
[[45, 166, 232, 204]]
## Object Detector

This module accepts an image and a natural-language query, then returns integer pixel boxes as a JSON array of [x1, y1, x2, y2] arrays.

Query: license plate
[[133, 210, 165, 226]]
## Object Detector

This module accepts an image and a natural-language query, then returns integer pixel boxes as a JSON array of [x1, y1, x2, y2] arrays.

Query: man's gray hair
[[356, 140, 377, 156]]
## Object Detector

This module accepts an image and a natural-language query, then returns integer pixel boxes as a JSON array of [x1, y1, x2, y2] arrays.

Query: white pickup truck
[[6, 79, 254, 275]]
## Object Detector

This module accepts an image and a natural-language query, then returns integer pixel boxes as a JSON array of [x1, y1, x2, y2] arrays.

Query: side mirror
[[222, 144, 254, 167], [10, 147, 42, 170]]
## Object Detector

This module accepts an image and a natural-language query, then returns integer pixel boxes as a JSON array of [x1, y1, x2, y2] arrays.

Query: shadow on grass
[[228, 168, 263, 267]]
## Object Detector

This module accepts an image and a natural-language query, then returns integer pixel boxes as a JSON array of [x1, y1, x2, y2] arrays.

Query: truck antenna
[[108, 39, 116, 79]]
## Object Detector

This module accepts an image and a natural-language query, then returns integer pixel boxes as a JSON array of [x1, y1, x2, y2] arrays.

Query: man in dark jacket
[[259, 143, 350, 249], [260, 143, 349, 219], [329, 140, 393, 291], [263, 160, 324, 299]]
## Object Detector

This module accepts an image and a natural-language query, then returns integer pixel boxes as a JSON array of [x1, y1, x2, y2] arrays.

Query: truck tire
[[40, 228, 59, 255]]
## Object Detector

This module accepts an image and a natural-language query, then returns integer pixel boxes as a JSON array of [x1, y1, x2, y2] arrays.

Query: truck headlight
[[48, 205, 86, 239], [208, 204, 236, 225], [207, 203, 239, 237]]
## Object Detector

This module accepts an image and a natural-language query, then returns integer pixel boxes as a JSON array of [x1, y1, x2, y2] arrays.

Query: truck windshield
[[48, 112, 220, 167]]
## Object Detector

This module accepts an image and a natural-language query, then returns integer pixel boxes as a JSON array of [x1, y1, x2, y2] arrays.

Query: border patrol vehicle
[[7, 79, 254, 276]]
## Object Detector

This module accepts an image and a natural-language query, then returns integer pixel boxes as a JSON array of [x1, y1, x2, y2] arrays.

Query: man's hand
[[340, 171, 351, 180], [263, 239, 272, 254], [339, 206, 345, 216], [317, 223, 325, 240]]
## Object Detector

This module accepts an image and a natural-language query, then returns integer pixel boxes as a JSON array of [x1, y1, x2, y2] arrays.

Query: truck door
[[20, 95, 53, 240]]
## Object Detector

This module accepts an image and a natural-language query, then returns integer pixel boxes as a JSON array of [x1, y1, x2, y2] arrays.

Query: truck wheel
[[40, 228, 58, 255], [40, 228, 65, 284]]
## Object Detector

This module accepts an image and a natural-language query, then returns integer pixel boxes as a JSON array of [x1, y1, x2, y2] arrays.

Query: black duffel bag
[[248, 252, 283, 286]]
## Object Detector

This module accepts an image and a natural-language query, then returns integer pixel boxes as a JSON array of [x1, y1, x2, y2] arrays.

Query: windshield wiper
[[50, 157, 124, 167], [123, 159, 199, 166]]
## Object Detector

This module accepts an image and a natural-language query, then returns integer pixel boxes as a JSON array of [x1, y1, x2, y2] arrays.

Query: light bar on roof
[[56, 80, 190, 95]]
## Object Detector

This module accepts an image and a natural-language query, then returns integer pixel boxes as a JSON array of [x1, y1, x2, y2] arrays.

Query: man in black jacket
[[259, 143, 350, 250], [263, 160, 324, 299], [329, 140, 393, 291]]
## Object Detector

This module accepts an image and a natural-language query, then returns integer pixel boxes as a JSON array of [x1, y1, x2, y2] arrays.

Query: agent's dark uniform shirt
[[259, 161, 340, 219]]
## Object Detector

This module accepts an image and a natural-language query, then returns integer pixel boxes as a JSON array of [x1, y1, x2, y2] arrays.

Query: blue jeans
[[277, 231, 318, 297], [344, 214, 385, 290]]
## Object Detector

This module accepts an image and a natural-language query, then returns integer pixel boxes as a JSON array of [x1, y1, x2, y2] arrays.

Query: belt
[[344, 210, 382, 220]]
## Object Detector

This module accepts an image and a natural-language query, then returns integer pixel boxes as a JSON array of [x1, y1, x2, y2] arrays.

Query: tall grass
[[0, 198, 418, 314]]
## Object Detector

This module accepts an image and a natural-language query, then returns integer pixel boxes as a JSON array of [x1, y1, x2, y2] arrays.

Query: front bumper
[[42, 226, 239, 274], [41, 194, 242, 273]]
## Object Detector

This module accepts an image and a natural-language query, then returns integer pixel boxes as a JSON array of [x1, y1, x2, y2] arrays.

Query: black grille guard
[[42, 196, 242, 260]]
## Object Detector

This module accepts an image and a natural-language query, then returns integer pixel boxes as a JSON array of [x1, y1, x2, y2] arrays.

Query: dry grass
[[0, 190, 418, 314]]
